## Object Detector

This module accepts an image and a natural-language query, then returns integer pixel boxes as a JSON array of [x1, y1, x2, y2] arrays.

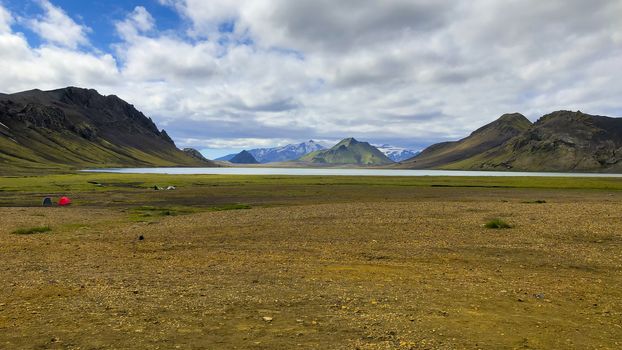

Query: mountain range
[[0, 87, 214, 173], [217, 140, 326, 163], [298, 138, 394, 166], [3, 86, 622, 173], [217, 141, 419, 163], [400, 111, 622, 172]]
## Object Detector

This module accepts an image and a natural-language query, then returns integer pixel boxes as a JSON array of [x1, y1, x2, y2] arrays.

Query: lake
[[82, 167, 622, 177]]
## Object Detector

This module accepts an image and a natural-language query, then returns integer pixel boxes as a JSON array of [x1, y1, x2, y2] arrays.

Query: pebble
[[262, 316, 273, 322]]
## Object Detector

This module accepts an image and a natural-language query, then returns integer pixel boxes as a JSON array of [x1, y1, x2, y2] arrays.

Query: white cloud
[[27, 0, 90, 49], [115, 6, 155, 40], [2, 1, 622, 152], [0, 5, 13, 33]]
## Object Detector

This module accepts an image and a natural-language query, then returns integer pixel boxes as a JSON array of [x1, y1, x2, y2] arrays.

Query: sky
[[1, 0, 621, 159]]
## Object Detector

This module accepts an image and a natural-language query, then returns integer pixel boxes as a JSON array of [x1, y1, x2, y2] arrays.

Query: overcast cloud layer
[[1, 0, 621, 155]]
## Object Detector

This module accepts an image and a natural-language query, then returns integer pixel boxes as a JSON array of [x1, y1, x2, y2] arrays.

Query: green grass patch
[[484, 218, 512, 229], [129, 206, 197, 221], [12, 226, 52, 235], [208, 204, 252, 211]]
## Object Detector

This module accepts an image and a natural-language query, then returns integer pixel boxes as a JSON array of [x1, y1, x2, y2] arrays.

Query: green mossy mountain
[[0, 87, 215, 174], [298, 138, 394, 165], [401, 111, 622, 172], [229, 150, 259, 164]]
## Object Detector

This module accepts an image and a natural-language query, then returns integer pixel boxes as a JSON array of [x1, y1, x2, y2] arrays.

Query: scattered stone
[[138, 235, 144, 241], [533, 293, 545, 299], [262, 316, 273, 322]]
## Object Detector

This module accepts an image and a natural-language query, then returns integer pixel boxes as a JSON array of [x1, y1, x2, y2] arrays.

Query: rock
[[262, 316, 273, 322], [138, 235, 144, 241]]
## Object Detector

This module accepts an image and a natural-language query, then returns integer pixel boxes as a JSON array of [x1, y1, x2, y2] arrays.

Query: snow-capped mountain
[[217, 140, 327, 163], [373, 144, 420, 162]]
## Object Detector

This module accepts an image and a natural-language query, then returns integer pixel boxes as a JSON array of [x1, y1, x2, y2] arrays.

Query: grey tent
[[42, 197, 53, 206]]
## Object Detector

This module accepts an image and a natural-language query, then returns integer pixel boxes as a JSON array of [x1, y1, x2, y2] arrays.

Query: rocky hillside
[[401, 111, 622, 172], [0, 87, 215, 173], [298, 138, 394, 166]]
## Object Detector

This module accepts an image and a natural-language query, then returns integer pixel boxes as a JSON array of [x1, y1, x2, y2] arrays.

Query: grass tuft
[[484, 218, 512, 229], [12, 226, 52, 235]]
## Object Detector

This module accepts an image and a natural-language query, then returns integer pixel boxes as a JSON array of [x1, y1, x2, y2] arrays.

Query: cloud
[[115, 6, 155, 40], [27, 0, 91, 49], [0, 5, 13, 33], [1, 1, 622, 153]]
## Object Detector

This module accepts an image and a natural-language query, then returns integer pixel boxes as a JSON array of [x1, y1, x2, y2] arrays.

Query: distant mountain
[[215, 153, 236, 162], [374, 144, 420, 162], [217, 140, 327, 163], [229, 150, 259, 164], [400, 113, 531, 169], [0, 87, 214, 173], [298, 138, 394, 165], [399, 111, 622, 172]]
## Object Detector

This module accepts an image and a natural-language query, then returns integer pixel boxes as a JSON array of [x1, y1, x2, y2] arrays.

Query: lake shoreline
[[81, 167, 622, 178]]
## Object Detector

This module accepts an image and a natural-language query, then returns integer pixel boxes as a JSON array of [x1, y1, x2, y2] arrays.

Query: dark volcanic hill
[[400, 111, 622, 172], [229, 150, 259, 164], [471, 111, 622, 171], [298, 138, 394, 166], [0, 87, 215, 173]]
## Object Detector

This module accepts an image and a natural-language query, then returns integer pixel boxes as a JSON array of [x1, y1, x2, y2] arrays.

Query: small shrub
[[484, 219, 511, 229], [12, 226, 52, 235]]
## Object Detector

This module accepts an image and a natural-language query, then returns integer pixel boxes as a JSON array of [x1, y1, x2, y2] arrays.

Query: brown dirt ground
[[1, 189, 621, 349]]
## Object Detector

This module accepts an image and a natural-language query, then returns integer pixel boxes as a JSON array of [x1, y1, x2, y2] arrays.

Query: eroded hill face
[[0, 87, 214, 173], [401, 111, 622, 172]]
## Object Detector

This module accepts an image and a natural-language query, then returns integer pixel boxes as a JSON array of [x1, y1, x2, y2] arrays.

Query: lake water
[[82, 167, 622, 177]]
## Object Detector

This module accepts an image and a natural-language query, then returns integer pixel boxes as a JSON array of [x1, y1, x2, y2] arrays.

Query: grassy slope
[[0, 129, 209, 177]]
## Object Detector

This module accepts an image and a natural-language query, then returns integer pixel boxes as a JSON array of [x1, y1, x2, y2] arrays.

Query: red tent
[[58, 196, 72, 206]]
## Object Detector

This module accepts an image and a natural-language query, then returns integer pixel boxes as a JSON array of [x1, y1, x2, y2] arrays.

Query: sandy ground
[[1, 188, 621, 349]]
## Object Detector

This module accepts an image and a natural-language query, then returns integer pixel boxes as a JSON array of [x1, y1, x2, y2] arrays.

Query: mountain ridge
[[0, 86, 215, 173], [400, 110, 622, 172]]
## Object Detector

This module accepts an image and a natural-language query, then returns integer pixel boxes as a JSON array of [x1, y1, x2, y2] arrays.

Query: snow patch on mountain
[[374, 144, 420, 162]]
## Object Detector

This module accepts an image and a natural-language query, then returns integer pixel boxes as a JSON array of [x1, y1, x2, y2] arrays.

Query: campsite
[[1, 173, 621, 349]]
